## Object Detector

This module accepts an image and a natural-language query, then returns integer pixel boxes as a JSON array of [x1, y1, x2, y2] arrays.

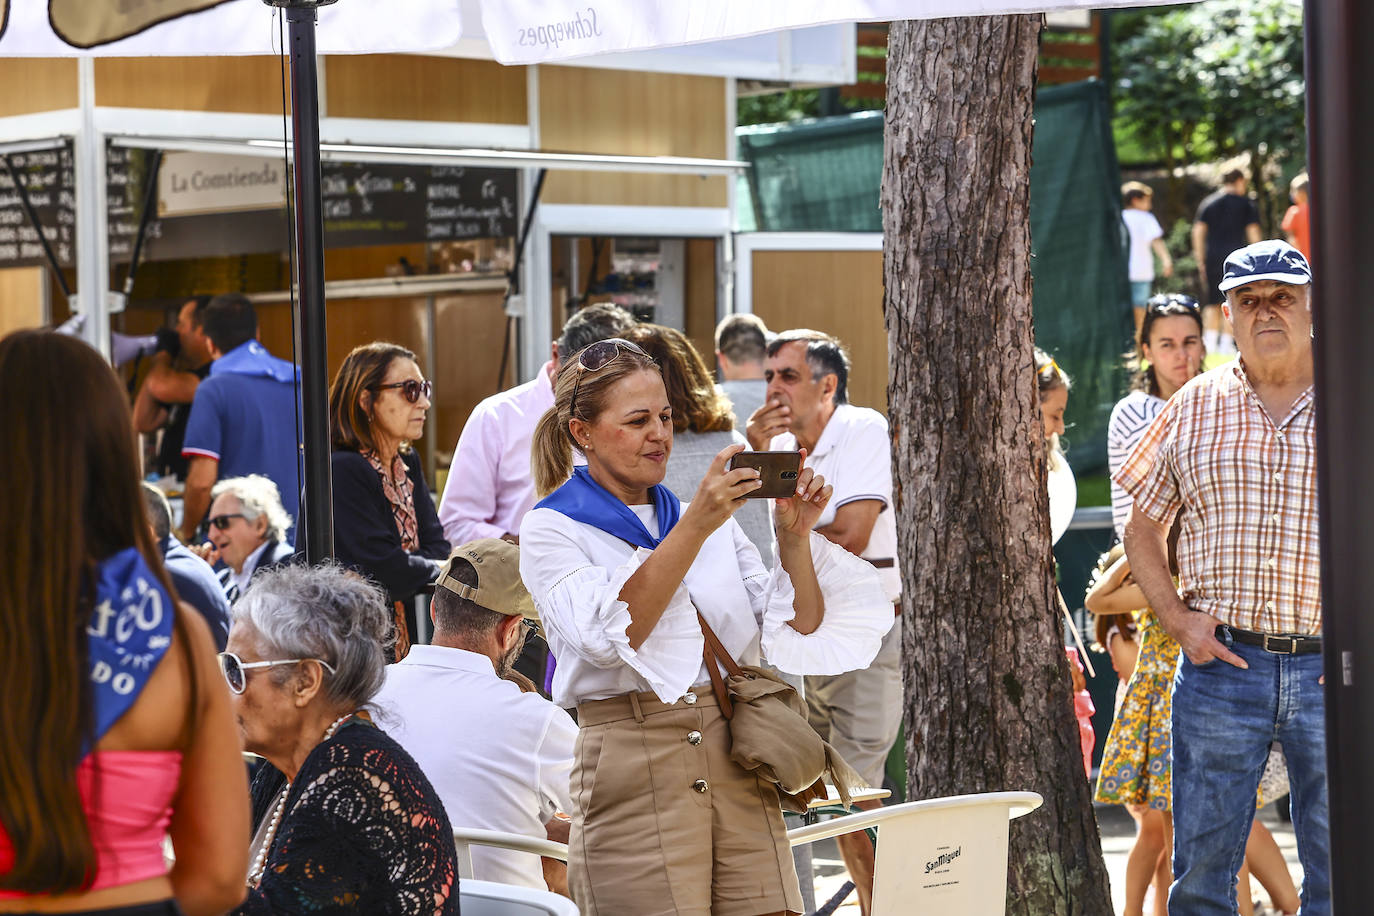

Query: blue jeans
[[1170, 630, 1330, 915]]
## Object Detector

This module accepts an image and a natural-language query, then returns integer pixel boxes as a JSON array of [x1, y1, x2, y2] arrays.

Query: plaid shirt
[[1116, 361, 1320, 635]]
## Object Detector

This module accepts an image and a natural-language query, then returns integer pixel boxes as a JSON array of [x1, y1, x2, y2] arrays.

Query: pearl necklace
[[247, 711, 356, 888]]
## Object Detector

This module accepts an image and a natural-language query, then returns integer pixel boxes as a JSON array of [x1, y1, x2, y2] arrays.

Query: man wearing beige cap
[[374, 538, 577, 893]]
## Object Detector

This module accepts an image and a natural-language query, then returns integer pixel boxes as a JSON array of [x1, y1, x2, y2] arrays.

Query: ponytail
[[532, 406, 574, 498]]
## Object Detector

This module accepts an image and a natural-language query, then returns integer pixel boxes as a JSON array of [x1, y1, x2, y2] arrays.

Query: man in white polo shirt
[[747, 329, 900, 916], [374, 539, 577, 893]]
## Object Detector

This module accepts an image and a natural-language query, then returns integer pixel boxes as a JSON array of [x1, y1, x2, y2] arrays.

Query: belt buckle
[[1262, 634, 1297, 654]]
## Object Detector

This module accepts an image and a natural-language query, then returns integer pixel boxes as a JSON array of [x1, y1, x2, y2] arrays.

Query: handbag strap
[[697, 612, 742, 720]]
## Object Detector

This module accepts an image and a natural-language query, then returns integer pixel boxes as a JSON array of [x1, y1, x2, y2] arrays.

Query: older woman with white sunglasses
[[219, 563, 459, 915]]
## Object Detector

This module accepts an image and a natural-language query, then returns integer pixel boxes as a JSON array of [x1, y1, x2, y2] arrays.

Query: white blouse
[[519, 503, 893, 708]]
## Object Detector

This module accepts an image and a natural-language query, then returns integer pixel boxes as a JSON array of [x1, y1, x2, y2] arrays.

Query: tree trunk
[[882, 17, 1114, 915]]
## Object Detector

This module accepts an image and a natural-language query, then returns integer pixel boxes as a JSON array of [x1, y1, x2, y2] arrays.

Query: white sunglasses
[[217, 651, 336, 695]]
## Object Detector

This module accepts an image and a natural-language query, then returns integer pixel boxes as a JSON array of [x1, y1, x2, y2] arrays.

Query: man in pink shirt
[[437, 303, 635, 545]]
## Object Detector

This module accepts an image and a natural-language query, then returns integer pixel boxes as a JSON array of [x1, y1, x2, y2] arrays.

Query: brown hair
[[0, 330, 191, 893], [329, 342, 417, 454], [531, 342, 661, 496], [623, 324, 734, 434]]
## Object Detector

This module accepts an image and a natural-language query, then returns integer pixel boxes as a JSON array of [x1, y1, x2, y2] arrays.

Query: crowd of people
[[0, 289, 911, 915], [0, 174, 1325, 915]]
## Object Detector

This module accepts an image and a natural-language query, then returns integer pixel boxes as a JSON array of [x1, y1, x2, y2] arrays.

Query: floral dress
[[1095, 606, 1176, 810]]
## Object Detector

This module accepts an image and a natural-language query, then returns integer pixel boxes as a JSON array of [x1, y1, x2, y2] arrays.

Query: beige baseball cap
[[436, 538, 538, 621]]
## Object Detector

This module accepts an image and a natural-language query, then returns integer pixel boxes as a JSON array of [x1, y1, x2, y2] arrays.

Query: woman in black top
[[328, 343, 449, 630], [225, 563, 457, 915]]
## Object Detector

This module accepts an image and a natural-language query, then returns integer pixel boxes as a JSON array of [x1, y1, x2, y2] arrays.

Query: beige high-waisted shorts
[[571, 685, 803, 916]]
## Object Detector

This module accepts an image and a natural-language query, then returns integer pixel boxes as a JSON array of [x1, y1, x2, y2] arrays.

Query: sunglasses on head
[[570, 338, 651, 417], [373, 378, 433, 404], [208, 513, 246, 531], [216, 651, 337, 695]]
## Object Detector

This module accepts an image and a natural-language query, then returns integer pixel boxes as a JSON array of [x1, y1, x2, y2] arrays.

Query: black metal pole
[[122, 150, 163, 298], [1305, 1, 1370, 910], [271, 0, 335, 562]]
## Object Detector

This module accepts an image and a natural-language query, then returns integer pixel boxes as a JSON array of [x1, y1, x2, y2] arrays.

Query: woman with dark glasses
[[222, 563, 458, 914], [0, 330, 250, 914], [521, 338, 890, 915], [328, 342, 450, 651]]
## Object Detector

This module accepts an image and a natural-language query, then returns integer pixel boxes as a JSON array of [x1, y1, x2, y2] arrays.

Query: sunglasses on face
[[207, 513, 247, 531], [373, 378, 433, 404], [570, 338, 652, 417], [217, 651, 338, 695]]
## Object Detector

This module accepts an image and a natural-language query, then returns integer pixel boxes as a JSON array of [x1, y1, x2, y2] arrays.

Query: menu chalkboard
[[0, 141, 75, 270], [108, 144, 518, 264], [322, 161, 519, 248]]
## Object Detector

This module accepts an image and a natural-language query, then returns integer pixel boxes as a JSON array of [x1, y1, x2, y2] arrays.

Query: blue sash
[[85, 548, 176, 754], [210, 340, 298, 384], [534, 467, 680, 550]]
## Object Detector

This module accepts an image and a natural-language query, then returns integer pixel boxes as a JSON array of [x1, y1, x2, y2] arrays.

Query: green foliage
[[736, 88, 882, 127], [1111, 0, 1305, 234]]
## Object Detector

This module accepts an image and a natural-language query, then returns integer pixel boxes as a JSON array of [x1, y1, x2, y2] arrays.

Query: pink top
[[0, 750, 181, 897]]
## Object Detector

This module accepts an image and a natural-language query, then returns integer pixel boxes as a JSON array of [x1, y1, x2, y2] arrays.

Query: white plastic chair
[[787, 790, 1043, 916], [459, 878, 580, 915], [452, 827, 570, 880]]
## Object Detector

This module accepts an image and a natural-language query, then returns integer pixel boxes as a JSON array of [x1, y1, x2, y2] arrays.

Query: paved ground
[[804, 797, 1302, 914]]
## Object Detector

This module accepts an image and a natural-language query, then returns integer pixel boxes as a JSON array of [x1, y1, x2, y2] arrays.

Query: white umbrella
[[0, 0, 461, 54], [476, 0, 1185, 64]]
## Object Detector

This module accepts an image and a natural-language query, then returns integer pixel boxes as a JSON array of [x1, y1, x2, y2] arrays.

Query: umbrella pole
[[1305, 0, 1371, 906], [270, 0, 336, 561]]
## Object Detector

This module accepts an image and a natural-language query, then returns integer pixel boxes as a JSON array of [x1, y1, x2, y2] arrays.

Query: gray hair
[[557, 303, 636, 362], [212, 474, 292, 543], [232, 562, 393, 709], [140, 482, 173, 541]]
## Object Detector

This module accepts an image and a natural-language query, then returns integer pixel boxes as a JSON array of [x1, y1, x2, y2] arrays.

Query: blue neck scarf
[[535, 466, 681, 550], [211, 340, 298, 384], [85, 548, 176, 754]]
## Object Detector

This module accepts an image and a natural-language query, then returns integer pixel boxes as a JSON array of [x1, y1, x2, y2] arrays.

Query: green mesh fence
[[736, 80, 1130, 475]]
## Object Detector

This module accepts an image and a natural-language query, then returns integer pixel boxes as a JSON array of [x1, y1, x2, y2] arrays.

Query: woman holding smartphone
[[520, 338, 890, 915]]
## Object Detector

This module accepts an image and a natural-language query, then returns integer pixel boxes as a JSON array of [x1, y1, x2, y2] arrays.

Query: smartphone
[[728, 450, 803, 499]]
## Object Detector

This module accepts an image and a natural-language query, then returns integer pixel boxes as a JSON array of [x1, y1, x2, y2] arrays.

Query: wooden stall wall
[[539, 66, 728, 208], [0, 267, 49, 336], [0, 59, 78, 115], [326, 56, 527, 124], [92, 54, 527, 125], [95, 57, 287, 113], [750, 249, 888, 414]]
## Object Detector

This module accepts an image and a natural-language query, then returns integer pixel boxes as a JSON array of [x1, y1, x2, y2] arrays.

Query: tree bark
[[882, 16, 1114, 915]]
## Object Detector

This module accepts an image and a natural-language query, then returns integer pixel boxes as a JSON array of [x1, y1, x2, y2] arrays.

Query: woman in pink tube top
[[0, 330, 250, 916]]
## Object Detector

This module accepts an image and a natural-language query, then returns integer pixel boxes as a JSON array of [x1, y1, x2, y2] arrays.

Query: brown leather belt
[[866, 557, 895, 569]]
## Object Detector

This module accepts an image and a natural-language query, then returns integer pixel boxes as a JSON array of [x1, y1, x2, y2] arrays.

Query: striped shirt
[[1115, 361, 1319, 635], [1107, 390, 1166, 539]]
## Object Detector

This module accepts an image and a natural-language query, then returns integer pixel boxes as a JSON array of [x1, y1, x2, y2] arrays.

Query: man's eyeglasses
[[208, 513, 247, 531], [569, 338, 651, 417], [217, 651, 337, 695], [373, 378, 433, 404]]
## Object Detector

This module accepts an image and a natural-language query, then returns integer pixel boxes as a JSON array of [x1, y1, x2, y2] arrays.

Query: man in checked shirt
[[1118, 239, 1326, 915]]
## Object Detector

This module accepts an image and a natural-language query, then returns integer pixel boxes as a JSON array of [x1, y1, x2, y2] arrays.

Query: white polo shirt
[[772, 403, 901, 601], [372, 645, 577, 890]]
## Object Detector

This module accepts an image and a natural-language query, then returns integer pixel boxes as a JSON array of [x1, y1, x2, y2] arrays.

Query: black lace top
[[234, 720, 459, 915]]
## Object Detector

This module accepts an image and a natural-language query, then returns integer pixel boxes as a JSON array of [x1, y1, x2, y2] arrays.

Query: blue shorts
[[1130, 280, 1153, 308]]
